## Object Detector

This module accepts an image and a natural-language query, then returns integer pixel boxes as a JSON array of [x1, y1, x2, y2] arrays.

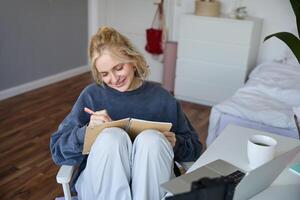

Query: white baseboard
[[0, 65, 90, 101]]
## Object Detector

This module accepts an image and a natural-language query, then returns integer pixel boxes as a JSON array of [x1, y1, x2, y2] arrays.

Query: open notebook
[[82, 118, 172, 154]]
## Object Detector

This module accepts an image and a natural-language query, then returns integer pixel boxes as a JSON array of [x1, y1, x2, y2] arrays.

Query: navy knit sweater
[[50, 81, 201, 169]]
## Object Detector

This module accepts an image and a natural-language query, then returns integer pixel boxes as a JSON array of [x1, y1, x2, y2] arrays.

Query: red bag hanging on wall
[[145, 28, 163, 54], [145, 2, 165, 55]]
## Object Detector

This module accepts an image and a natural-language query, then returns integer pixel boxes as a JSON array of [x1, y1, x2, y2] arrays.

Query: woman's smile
[[112, 77, 126, 88]]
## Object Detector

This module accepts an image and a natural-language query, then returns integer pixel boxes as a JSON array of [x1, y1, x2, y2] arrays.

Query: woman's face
[[95, 52, 136, 92]]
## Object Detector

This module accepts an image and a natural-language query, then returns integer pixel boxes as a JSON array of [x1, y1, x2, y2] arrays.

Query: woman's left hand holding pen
[[84, 107, 112, 127]]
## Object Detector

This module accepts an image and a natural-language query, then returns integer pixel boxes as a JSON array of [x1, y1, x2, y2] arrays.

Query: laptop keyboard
[[206, 160, 241, 175], [224, 170, 245, 184]]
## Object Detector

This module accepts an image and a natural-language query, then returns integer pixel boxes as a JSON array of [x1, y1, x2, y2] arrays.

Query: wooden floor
[[0, 72, 211, 200]]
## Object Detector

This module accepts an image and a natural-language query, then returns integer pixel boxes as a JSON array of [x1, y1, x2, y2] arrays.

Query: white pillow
[[294, 107, 300, 118], [285, 47, 299, 65]]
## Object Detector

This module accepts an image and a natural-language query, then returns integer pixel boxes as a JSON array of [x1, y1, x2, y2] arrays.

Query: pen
[[84, 107, 112, 122], [84, 107, 95, 115]]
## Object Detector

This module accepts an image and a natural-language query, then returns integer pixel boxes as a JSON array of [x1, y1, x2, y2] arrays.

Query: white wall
[[170, 0, 296, 64], [90, 0, 295, 83]]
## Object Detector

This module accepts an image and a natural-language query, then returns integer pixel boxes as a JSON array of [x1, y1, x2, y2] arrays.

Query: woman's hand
[[84, 107, 112, 127], [163, 131, 177, 148]]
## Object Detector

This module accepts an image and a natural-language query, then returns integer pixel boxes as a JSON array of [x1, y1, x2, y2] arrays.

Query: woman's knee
[[134, 129, 170, 152], [92, 127, 129, 150]]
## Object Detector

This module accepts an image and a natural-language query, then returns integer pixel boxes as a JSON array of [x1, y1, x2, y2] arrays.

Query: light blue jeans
[[76, 127, 174, 200]]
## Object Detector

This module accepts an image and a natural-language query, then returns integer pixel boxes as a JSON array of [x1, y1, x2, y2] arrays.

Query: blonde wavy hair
[[89, 26, 149, 85]]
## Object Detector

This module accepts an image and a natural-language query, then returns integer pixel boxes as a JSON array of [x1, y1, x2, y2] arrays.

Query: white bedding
[[207, 62, 300, 146]]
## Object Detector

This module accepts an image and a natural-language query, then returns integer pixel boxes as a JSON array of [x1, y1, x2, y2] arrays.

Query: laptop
[[161, 145, 300, 200]]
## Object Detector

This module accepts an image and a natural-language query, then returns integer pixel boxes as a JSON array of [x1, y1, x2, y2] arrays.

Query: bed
[[206, 60, 300, 146]]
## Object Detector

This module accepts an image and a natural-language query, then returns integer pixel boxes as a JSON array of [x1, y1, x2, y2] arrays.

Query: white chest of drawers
[[174, 14, 262, 106]]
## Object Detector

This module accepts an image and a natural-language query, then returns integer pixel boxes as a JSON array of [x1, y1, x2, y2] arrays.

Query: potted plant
[[264, 0, 300, 64]]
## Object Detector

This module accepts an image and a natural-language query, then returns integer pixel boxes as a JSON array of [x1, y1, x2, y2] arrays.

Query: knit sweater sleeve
[[50, 87, 93, 165], [173, 101, 202, 162]]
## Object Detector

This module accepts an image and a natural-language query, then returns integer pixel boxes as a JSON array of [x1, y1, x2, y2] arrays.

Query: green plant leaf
[[290, 0, 300, 37], [264, 32, 300, 64]]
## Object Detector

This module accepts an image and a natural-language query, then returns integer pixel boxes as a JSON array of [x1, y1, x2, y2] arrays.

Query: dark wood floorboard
[[0, 72, 211, 200]]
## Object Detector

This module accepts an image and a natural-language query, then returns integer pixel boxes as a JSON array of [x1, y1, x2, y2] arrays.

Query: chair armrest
[[56, 165, 75, 184]]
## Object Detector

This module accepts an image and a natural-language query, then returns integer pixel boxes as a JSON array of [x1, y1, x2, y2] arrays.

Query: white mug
[[247, 135, 277, 169]]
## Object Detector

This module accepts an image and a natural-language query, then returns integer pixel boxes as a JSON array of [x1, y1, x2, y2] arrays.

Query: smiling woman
[[50, 26, 202, 200], [95, 53, 138, 92], [89, 27, 149, 87], [90, 27, 149, 92]]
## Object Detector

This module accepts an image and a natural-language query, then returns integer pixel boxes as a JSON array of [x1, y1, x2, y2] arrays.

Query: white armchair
[[56, 162, 194, 200], [56, 165, 75, 200]]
